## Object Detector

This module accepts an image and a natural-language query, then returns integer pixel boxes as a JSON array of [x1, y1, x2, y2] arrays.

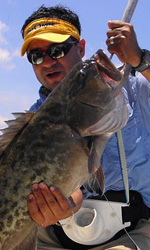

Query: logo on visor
[[26, 23, 56, 35]]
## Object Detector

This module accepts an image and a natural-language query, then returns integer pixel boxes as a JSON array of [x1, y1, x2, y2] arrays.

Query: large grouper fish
[[0, 49, 130, 249]]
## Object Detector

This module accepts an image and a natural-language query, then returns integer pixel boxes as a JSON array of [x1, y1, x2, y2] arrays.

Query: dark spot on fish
[[3, 230, 11, 237], [15, 220, 21, 227], [13, 185, 19, 193], [22, 211, 28, 216], [27, 147, 47, 166], [16, 218, 27, 228], [11, 159, 17, 170], [11, 201, 18, 209], [37, 151, 47, 162], [15, 209, 19, 217], [31, 174, 36, 182], [0, 209, 9, 217], [0, 222, 4, 231], [2, 179, 8, 188], [23, 169, 29, 175], [35, 168, 44, 176], [42, 166, 48, 173], [13, 179, 21, 193], [5, 199, 9, 205], [7, 215, 13, 226]]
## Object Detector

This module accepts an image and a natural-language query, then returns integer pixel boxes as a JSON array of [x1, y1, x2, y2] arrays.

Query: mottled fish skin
[[0, 50, 129, 249]]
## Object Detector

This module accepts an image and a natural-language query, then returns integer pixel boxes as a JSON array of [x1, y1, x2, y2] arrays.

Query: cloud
[[0, 20, 8, 32], [12, 48, 21, 57], [0, 20, 17, 70], [0, 48, 15, 70], [0, 34, 7, 45], [0, 48, 11, 63], [0, 115, 8, 132], [0, 20, 8, 45]]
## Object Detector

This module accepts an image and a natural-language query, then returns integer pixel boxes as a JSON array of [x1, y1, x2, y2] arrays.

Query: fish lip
[[94, 50, 123, 82], [96, 62, 122, 82]]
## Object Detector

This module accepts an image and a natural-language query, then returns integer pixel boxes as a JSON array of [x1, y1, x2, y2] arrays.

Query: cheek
[[62, 46, 82, 71], [64, 54, 81, 73], [33, 65, 41, 78], [32, 65, 44, 84]]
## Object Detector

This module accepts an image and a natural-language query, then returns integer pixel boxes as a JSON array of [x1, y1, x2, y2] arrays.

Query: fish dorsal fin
[[0, 111, 34, 154]]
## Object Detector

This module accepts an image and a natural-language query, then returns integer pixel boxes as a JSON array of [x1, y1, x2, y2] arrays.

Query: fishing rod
[[108, 0, 140, 249], [109, 0, 139, 204], [110, 0, 138, 60], [114, 0, 138, 205]]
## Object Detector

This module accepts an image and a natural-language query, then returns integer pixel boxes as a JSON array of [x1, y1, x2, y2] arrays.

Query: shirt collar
[[39, 86, 51, 102]]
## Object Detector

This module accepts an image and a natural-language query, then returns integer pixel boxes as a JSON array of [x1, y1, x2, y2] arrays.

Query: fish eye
[[79, 69, 86, 78]]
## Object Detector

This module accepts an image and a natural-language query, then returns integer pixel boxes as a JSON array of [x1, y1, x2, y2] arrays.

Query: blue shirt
[[30, 74, 150, 207]]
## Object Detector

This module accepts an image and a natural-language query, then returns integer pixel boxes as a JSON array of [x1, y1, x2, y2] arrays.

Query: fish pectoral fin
[[88, 142, 100, 174], [88, 134, 111, 174], [84, 165, 105, 196]]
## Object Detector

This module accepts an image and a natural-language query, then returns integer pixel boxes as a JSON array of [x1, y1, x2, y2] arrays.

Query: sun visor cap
[[21, 34, 71, 56], [21, 18, 80, 56]]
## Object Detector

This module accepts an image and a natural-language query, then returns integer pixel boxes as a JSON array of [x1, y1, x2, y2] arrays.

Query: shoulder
[[29, 86, 49, 112], [29, 98, 43, 112], [124, 73, 150, 101]]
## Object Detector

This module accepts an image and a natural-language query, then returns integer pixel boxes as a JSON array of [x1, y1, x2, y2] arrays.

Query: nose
[[42, 54, 57, 67]]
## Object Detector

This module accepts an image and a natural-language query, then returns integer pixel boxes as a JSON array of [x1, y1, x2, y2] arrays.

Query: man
[[21, 4, 150, 250]]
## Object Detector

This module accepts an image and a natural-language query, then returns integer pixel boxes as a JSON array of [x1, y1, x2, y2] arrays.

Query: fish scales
[[0, 49, 130, 249]]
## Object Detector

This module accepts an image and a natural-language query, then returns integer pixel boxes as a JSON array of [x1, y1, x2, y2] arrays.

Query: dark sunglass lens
[[27, 51, 44, 65], [49, 43, 73, 59]]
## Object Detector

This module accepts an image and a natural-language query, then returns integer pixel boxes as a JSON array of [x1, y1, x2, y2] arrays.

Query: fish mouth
[[94, 50, 123, 83]]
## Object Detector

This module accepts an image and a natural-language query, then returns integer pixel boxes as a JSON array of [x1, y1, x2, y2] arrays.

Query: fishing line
[[101, 190, 141, 250]]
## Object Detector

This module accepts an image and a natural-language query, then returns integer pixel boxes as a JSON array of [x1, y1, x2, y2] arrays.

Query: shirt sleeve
[[135, 73, 150, 133], [125, 73, 150, 133]]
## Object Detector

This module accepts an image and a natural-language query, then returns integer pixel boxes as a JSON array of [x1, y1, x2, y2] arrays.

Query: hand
[[106, 20, 142, 67], [27, 182, 76, 227]]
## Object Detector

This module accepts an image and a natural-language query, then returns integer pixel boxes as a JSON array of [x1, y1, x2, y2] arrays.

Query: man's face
[[27, 38, 85, 91]]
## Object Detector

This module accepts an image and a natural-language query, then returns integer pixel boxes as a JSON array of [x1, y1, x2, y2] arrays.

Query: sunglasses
[[27, 41, 78, 65]]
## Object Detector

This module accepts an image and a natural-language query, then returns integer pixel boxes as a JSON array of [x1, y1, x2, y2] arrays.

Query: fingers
[[49, 186, 71, 215], [108, 20, 130, 29], [28, 183, 72, 227], [105, 20, 138, 64], [28, 183, 56, 227], [28, 193, 45, 226], [38, 184, 63, 219], [107, 34, 126, 46], [106, 20, 132, 46]]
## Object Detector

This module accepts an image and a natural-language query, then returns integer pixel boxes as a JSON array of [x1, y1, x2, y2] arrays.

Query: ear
[[78, 39, 86, 58]]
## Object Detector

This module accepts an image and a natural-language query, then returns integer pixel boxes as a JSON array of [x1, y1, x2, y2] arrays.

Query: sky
[[0, 0, 150, 130]]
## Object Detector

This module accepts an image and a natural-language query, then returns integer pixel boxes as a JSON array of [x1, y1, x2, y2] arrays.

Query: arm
[[27, 182, 83, 227], [106, 20, 150, 82]]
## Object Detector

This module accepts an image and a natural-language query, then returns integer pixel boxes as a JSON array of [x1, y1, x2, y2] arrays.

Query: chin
[[47, 82, 60, 91]]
